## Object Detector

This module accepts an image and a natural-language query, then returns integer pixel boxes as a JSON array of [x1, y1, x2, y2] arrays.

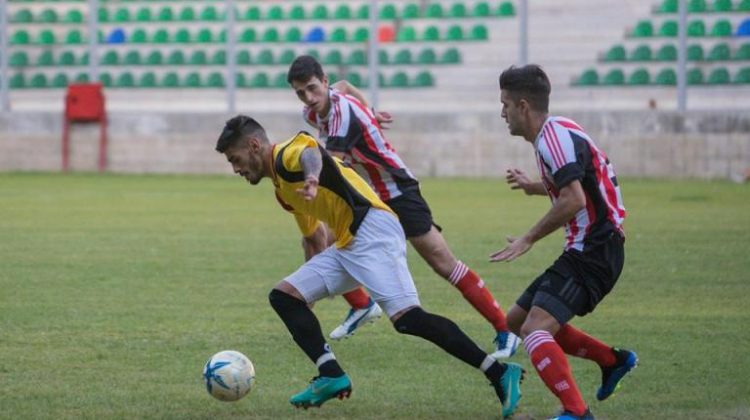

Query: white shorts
[[284, 209, 420, 318]]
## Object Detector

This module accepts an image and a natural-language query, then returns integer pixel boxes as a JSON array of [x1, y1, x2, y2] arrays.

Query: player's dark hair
[[498, 64, 551, 113], [287, 55, 325, 85], [215, 115, 267, 153]]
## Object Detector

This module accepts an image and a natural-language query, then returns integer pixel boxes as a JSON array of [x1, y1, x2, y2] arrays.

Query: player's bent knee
[[392, 307, 427, 335], [268, 288, 305, 314]]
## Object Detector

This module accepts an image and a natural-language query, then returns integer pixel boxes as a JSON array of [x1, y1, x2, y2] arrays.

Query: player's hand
[[506, 168, 535, 195], [489, 235, 533, 262], [375, 111, 393, 128], [296, 176, 319, 201]]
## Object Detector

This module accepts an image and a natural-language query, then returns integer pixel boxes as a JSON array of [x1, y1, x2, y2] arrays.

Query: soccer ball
[[203, 350, 255, 402]]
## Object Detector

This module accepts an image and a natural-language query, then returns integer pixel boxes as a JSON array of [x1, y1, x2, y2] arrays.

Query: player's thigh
[[283, 247, 359, 304]]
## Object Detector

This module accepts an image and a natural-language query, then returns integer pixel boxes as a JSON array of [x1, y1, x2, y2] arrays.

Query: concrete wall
[[1, 110, 748, 180]]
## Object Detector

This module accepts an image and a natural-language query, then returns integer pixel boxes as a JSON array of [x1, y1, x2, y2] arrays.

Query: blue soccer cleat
[[290, 374, 353, 409], [491, 362, 524, 418], [491, 330, 521, 359], [596, 348, 638, 401]]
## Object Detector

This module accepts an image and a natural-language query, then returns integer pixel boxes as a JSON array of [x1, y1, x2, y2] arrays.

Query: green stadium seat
[[627, 68, 650, 85], [11, 30, 30, 45], [689, 0, 708, 12], [394, 49, 412, 64], [712, 0, 732, 11], [659, 20, 678, 37], [497, 2, 516, 16], [97, 7, 109, 22], [353, 27, 369, 42], [450, 3, 468, 18], [378, 49, 389, 65], [235, 73, 247, 88], [162, 72, 180, 88], [735, 43, 750, 60], [139, 72, 157, 88], [167, 50, 185, 65], [347, 50, 367, 65], [441, 47, 461, 63], [146, 50, 163, 65], [312, 4, 328, 20], [197, 28, 213, 43], [190, 51, 208, 65], [184, 72, 202, 88], [285, 27, 302, 43], [347, 72, 364, 87], [38, 30, 56, 45], [212, 50, 226, 65], [688, 20, 706, 37], [630, 44, 653, 61], [236, 50, 251, 64], [633, 20, 654, 37], [174, 29, 190, 43], [39, 8, 58, 23], [100, 50, 118, 65], [30, 73, 48, 89], [389, 71, 409, 87], [179, 7, 196, 21], [256, 49, 274, 65], [708, 43, 731, 61], [66, 30, 83, 44], [654, 68, 677, 85], [379, 4, 397, 19], [287, 5, 304, 20], [240, 28, 256, 43], [604, 45, 627, 62], [218, 30, 227, 43], [267, 5, 284, 20], [207, 72, 225, 88], [122, 50, 140, 65], [250, 72, 269, 88], [417, 48, 437, 64], [471, 24, 488, 40], [656, 44, 677, 61], [357, 4, 370, 19], [473, 2, 491, 17], [157, 7, 173, 21], [131, 29, 148, 44], [13, 9, 33, 23], [74, 73, 89, 84], [603, 69, 625, 85], [413, 71, 434, 87], [424, 26, 441, 41], [687, 68, 704, 85], [245, 6, 261, 20], [113, 7, 130, 22], [711, 20, 732, 37], [10, 73, 25, 89], [657, 0, 678, 13], [426, 3, 444, 18], [576, 69, 599, 86], [734, 67, 750, 84], [334, 4, 352, 19], [324, 50, 343, 65], [278, 49, 296, 65], [330, 27, 347, 42], [60, 51, 77, 66], [37, 51, 55, 66], [64, 10, 84, 23], [273, 72, 289, 88], [136, 7, 151, 22], [262, 28, 280, 42], [10, 51, 29, 67], [402, 4, 420, 19], [117, 72, 135, 88], [305, 49, 321, 61], [707, 67, 730, 84], [739, 0, 750, 11], [201, 6, 218, 21], [688, 44, 705, 60]]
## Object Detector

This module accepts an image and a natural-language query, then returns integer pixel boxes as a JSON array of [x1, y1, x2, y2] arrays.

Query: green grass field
[[1, 173, 749, 419]]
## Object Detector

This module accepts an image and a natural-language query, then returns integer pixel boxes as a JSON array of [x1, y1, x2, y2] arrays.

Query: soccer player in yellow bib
[[215, 115, 524, 416]]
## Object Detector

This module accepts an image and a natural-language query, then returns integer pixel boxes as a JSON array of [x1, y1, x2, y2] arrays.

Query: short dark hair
[[215, 115, 267, 153], [498, 64, 551, 112], [287, 55, 325, 85]]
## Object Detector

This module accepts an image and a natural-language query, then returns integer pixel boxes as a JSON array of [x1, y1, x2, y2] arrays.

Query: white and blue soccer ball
[[203, 350, 255, 402]]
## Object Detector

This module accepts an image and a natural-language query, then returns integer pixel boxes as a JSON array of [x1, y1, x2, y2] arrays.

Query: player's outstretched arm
[[506, 168, 547, 196]]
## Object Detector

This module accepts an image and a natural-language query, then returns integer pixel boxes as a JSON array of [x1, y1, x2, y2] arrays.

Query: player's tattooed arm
[[297, 147, 323, 200]]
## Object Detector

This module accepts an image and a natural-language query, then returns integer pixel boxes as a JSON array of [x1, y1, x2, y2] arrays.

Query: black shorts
[[385, 189, 442, 238], [516, 232, 625, 325]]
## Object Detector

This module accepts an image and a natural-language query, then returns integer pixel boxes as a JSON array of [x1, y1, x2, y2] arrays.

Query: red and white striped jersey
[[302, 89, 419, 202], [534, 116, 626, 251]]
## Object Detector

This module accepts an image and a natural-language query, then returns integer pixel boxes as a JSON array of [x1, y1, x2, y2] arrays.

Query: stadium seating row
[[6, 69, 435, 89], [9, 2, 516, 23], [654, 0, 750, 13], [603, 42, 750, 62], [8, 24, 491, 45], [7, 47, 462, 67], [575, 66, 750, 85], [630, 17, 750, 37]]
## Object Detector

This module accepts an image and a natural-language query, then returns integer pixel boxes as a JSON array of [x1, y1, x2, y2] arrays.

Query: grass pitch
[[1, 173, 749, 419]]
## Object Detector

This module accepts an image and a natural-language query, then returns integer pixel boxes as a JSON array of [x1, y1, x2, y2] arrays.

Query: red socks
[[525, 330, 588, 416], [555, 324, 616, 367], [342, 288, 371, 310], [449, 261, 508, 331]]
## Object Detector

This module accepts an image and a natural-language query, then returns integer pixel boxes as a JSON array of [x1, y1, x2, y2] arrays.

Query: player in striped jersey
[[215, 115, 524, 415], [491, 65, 638, 420], [286, 55, 519, 359]]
